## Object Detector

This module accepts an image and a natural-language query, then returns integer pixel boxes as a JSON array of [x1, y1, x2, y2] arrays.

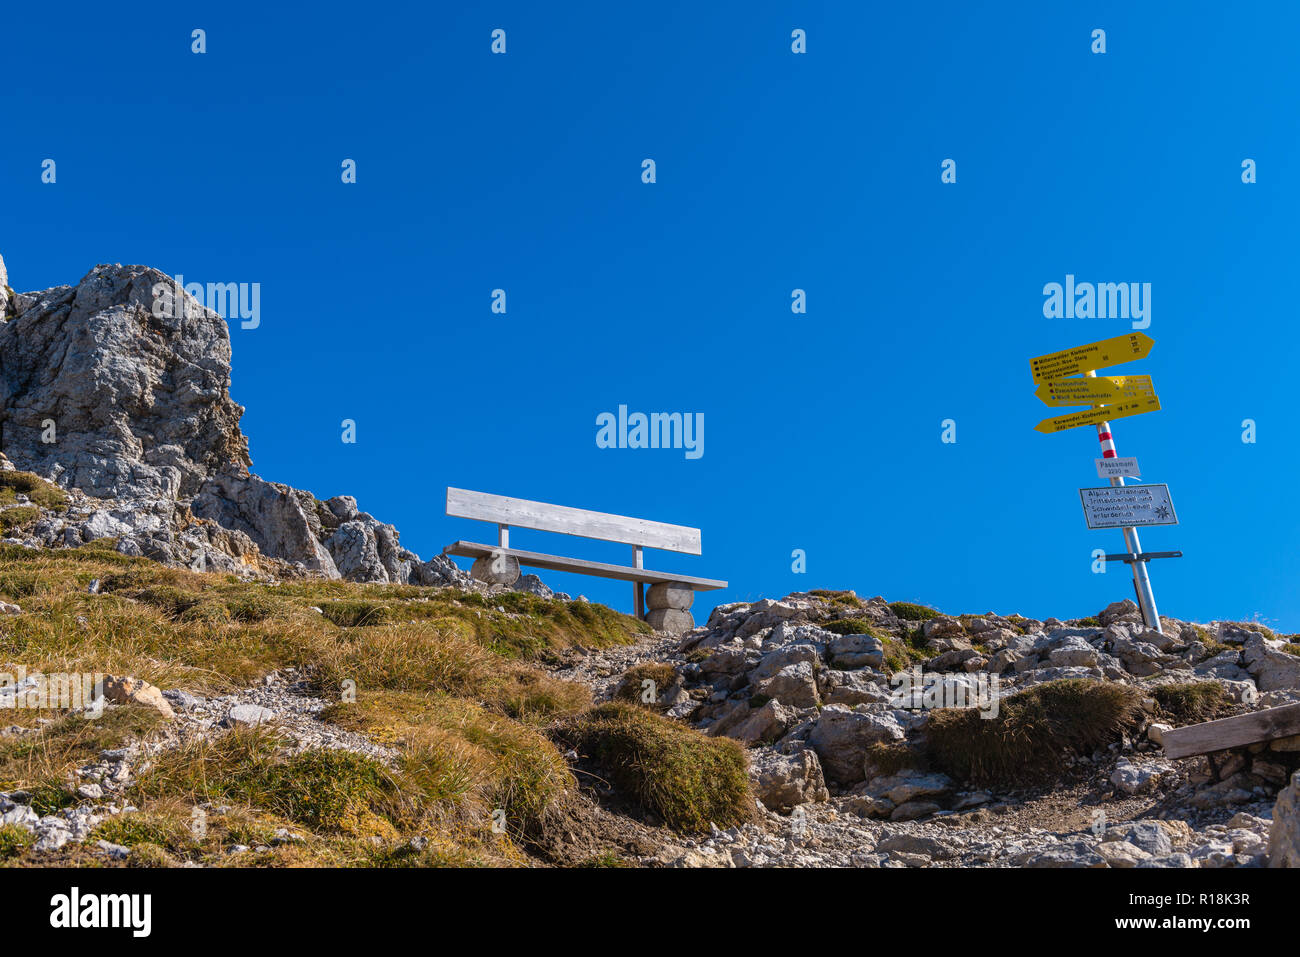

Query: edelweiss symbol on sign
[[1153, 504, 1172, 521]]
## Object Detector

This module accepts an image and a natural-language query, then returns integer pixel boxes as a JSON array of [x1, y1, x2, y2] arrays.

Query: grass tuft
[[558, 702, 753, 833], [922, 679, 1144, 786]]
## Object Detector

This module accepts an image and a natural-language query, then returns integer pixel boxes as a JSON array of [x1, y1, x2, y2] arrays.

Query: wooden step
[[1160, 703, 1300, 759]]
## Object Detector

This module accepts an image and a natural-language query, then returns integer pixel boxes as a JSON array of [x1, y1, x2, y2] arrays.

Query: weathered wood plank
[[446, 488, 702, 554], [1161, 703, 1300, 759], [441, 541, 726, 590]]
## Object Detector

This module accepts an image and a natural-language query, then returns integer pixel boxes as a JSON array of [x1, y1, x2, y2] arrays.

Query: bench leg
[[634, 582, 644, 620], [643, 582, 696, 634]]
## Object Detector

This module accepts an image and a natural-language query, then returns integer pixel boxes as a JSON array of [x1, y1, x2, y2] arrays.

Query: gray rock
[[1110, 759, 1168, 795], [1104, 821, 1173, 857], [96, 840, 130, 860], [512, 574, 553, 599], [1013, 840, 1106, 868], [753, 662, 820, 708], [225, 704, 276, 727], [889, 799, 943, 822], [1270, 770, 1300, 867], [748, 747, 830, 811], [0, 263, 249, 500], [827, 632, 885, 670], [808, 706, 906, 785], [1099, 599, 1142, 626], [1242, 634, 1300, 692]]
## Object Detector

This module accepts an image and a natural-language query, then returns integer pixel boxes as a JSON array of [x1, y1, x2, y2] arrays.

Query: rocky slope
[[0, 254, 466, 587], [555, 591, 1300, 867]]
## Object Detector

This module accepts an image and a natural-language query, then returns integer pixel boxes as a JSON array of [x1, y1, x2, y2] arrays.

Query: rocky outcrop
[[0, 254, 468, 587], [1271, 770, 1300, 867], [0, 262, 249, 500]]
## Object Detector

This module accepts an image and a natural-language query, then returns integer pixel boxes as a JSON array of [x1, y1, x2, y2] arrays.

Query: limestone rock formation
[[0, 254, 467, 587]]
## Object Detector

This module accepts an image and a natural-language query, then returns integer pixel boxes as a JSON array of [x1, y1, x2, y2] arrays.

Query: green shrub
[[823, 618, 878, 636], [0, 823, 33, 859], [889, 602, 940, 621]]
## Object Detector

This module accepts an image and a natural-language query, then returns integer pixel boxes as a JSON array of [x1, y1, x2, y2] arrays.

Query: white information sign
[[1079, 484, 1177, 529], [1095, 456, 1141, 479]]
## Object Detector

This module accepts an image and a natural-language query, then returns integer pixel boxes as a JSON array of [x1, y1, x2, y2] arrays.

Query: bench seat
[[442, 541, 727, 590]]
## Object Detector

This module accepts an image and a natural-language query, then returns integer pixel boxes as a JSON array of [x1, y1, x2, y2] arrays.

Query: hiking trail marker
[[1028, 334, 1175, 634], [1029, 332, 1155, 384], [1034, 394, 1160, 434], [1035, 374, 1154, 407]]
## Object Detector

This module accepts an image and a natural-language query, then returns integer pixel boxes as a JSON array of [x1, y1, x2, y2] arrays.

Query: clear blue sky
[[3, 2, 1296, 630]]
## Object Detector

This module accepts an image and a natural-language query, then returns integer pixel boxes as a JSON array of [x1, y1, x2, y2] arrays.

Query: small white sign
[[1095, 456, 1141, 479], [1079, 484, 1177, 529]]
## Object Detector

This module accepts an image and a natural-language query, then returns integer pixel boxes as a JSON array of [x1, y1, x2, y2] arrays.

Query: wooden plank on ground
[[445, 488, 702, 554], [441, 541, 726, 590], [1161, 703, 1300, 759]]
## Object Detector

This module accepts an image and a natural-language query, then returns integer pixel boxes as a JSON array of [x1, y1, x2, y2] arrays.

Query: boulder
[[808, 705, 906, 785], [748, 747, 830, 811], [727, 699, 800, 745], [1099, 599, 1142, 626], [1270, 770, 1300, 867], [0, 263, 249, 499], [753, 662, 820, 709], [99, 676, 174, 719], [1242, 634, 1300, 692], [827, 632, 884, 670]]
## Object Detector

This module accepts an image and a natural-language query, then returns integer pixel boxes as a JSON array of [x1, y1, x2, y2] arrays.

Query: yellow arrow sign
[[1029, 333, 1155, 385], [1035, 375, 1155, 407], [1034, 394, 1161, 434]]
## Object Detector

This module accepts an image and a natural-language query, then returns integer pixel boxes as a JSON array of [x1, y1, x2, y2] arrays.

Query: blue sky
[[3, 2, 1297, 629]]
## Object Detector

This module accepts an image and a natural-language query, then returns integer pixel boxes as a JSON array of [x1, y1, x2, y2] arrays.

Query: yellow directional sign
[[1029, 333, 1155, 385], [1034, 394, 1161, 434], [1035, 374, 1155, 408]]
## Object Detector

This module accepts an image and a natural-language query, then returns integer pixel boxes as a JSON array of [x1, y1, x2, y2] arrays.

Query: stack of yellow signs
[[1029, 333, 1159, 433]]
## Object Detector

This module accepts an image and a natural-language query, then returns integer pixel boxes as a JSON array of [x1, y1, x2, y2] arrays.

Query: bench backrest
[[446, 487, 702, 554]]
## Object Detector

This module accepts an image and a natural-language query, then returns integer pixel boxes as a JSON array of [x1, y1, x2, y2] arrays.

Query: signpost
[[1034, 394, 1160, 434], [1079, 484, 1177, 529], [1035, 374, 1154, 407], [1027, 335, 1173, 633], [1029, 332, 1155, 384], [1095, 456, 1140, 479]]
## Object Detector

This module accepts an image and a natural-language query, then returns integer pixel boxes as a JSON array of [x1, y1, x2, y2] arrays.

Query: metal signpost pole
[[1086, 370, 1162, 633]]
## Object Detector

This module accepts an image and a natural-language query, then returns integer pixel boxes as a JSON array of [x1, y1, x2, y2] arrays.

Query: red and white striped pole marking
[[1086, 371, 1162, 633]]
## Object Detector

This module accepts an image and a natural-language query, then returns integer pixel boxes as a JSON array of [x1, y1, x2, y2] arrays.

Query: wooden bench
[[441, 487, 726, 634]]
